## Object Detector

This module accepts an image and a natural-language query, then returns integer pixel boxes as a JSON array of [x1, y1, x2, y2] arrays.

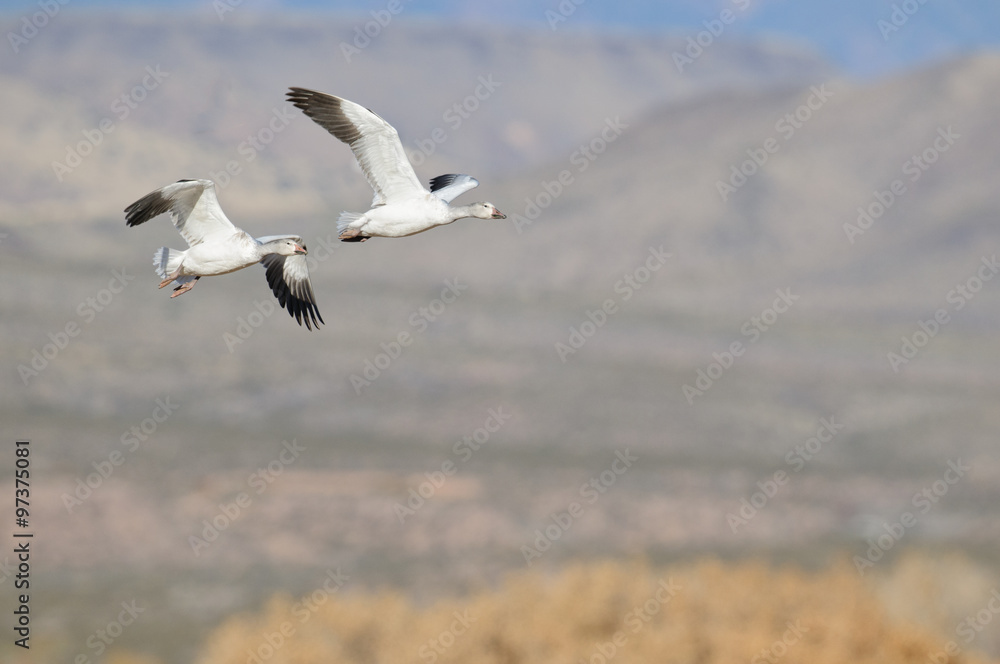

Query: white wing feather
[[124, 179, 238, 247], [428, 174, 480, 204], [287, 88, 426, 205]]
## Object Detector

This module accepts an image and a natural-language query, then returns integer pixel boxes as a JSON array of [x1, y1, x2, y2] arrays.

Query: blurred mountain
[[3, 14, 1000, 664], [5, 0, 1000, 75], [486, 53, 1000, 316], [0, 13, 832, 222]]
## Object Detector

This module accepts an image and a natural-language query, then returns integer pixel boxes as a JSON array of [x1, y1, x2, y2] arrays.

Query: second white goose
[[286, 87, 506, 242], [124, 179, 324, 329]]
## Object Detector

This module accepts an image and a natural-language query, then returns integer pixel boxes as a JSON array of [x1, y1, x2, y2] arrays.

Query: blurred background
[[2, 1, 1000, 662]]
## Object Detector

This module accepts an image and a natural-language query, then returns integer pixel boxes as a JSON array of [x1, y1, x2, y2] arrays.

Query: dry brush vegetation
[[120, 556, 996, 664]]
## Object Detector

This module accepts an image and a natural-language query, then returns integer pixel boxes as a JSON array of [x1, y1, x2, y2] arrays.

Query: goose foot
[[158, 268, 182, 289], [169, 277, 200, 298], [339, 228, 368, 242]]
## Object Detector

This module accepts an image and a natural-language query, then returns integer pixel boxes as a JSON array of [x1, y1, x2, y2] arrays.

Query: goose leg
[[169, 277, 200, 298], [339, 228, 368, 242], [158, 267, 182, 289]]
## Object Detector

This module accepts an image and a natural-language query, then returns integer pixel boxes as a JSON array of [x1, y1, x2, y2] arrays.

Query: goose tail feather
[[336, 211, 365, 236]]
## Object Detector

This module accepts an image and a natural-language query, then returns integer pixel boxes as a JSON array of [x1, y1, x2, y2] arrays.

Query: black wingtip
[[292, 300, 324, 331], [124, 190, 172, 227], [286, 87, 322, 110], [292, 298, 324, 331], [285, 87, 365, 147], [429, 174, 461, 192]]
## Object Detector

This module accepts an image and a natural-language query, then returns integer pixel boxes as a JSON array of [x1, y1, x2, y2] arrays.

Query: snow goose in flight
[[286, 87, 506, 242], [124, 179, 324, 329]]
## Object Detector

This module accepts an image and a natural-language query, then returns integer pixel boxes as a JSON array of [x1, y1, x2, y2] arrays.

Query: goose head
[[470, 202, 506, 220], [265, 238, 308, 256]]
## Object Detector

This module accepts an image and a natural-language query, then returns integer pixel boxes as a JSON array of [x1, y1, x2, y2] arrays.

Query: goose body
[[174, 231, 262, 276], [286, 88, 506, 241], [124, 179, 324, 329]]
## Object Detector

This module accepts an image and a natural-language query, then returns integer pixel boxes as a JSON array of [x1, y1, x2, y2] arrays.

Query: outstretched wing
[[260, 252, 324, 330], [286, 87, 425, 205], [429, 174, 480, 204], [124, 179, 238, 247]]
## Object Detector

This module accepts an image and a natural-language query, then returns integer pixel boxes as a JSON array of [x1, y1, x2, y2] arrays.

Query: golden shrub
[[105, 652, 166, 664], [195, 558, 997, 664]]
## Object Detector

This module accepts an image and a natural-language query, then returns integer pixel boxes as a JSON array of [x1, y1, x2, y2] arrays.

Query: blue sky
[[3, 0, 999, 76]]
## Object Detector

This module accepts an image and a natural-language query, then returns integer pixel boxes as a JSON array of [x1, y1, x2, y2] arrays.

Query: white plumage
[[286, 88, 506, 242], [124, 179, 324, 329]]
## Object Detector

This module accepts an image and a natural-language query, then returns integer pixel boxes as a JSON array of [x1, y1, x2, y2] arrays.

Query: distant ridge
[[4, 12, 832, 222]]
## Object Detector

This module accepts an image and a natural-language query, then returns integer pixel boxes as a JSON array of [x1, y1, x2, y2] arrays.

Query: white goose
[[124, 179, 324, 329], [286, 87, 506, 242]]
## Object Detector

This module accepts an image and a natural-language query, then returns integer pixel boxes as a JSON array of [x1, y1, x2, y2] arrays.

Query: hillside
[[0, 12, 831, 222], [2, 11, 1000, 664]]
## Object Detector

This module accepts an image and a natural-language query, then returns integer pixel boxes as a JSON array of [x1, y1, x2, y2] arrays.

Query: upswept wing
[[287, 88, 425, 205], [124, 179, 237, 247]]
